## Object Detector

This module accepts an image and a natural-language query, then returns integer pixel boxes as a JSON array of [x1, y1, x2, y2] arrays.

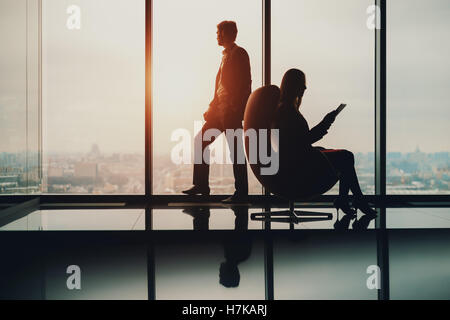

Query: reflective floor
[[2, 206, 450, 231], [1, 202, 450, 300]]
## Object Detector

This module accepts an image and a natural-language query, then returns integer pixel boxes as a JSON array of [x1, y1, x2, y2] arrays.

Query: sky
[[0, 0, 28, 153], [1, 0, 449, 156]]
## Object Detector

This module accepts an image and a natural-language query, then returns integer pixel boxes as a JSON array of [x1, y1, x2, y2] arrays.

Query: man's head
[[219, 261, 240, 288], [217, 21, 238, 47]]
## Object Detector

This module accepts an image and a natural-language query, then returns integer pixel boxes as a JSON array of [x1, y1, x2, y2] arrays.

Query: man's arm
[[223, 48, 250, 99], [237, 48, 251, 89], [204, 68, 222, 121], [231, 48, 251, 112]]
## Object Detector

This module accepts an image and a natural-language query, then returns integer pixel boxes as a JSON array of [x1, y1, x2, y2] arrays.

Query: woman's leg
[[321, 149, 376, 215], [338, 172, 351, 197], [321, 149, 363, 198]]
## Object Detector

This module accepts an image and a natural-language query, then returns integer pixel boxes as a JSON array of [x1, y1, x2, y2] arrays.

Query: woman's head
[[280, 68, 307, 108]]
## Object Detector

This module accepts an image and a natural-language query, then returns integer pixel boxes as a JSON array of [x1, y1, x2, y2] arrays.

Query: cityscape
[[0, 145, 449, 195]]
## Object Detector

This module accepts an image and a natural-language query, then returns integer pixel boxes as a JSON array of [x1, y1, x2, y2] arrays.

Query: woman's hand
[[321, 110, 338, 130], [309, 110, 337, 143]]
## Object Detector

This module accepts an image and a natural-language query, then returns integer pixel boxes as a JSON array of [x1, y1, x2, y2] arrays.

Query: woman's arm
[[308, 110, 338, 143], [309, 124, 328, 144]]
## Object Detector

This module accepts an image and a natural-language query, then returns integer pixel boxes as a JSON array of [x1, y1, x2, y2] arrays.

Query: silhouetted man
[[183, 21, 251, 203]]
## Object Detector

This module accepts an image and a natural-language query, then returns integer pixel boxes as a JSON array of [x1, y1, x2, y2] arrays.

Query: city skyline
[[1, 145, 448, 195]]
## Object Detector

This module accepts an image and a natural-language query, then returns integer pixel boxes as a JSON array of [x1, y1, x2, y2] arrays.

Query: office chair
[[243, 85, 338, 224]]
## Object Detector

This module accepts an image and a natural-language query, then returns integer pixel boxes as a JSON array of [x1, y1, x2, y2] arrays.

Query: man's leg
[[225, 124, 248, 195], [192, 120, 222, 189]]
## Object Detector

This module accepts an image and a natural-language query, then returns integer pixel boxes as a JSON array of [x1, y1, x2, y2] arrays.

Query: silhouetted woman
[[274, 69, 376, 215]]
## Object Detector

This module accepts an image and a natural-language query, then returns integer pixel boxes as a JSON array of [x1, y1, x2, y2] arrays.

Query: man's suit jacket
[[206, 44, 252, 127]]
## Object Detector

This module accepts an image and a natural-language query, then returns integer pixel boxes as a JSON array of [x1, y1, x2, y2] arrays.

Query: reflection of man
[[182, 205, 252, 287], [220, 206, 251, 288], [183, 21, 251, 203]]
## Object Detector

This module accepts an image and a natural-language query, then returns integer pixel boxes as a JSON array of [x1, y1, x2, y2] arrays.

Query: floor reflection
[[154, 236, 264, 300], [0, 209, 145, 231], [273, 232, 379, 300], [1, 204, 450, 231], [334, 212, 377, 231], [152, 206, 263, 230], [1, 211, 450, 299], [387, 208, 450, 228]]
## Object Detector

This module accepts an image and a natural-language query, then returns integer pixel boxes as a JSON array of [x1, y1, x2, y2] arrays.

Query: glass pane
[[390, 230, 450, 299], [0, 0, 41, 194], [152, 207, 262, 230], [155, 238, 265, 299], [0, 201, 40, 231], [387, 0, 450, 194], [0, 209, 145, 231], [387, 208, 450, 229], [0, 238, 45, 299], [273, 233, 378, 299], [152, 0, 263, 194], [42, 0, 145, 194], [0, 234, 148, 299], [45, 243, 148, 299], [272, 0, 375, 195]]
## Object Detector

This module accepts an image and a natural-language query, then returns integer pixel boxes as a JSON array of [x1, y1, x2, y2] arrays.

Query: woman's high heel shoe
[[353, 198, 378, 216], [333, 197, 357, 216], [334, 214, 356, 230], [352, 214, 377, 230]]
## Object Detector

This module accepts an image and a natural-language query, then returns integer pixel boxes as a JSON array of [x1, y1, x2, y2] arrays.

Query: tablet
[[335, 103, 347, 115]]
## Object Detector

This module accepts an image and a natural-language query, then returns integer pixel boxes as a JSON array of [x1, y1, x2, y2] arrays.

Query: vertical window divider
[[38, 0, 43, 190], [145, 0, 155, 301], [375, 0, 387, 225], [375, 0, 390, 301], [145, 0, 153, 201], [262, 0, 274, 301]]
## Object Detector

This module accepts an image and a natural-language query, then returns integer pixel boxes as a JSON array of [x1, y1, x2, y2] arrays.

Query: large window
[[272, 0, 375, 194], [42, 0, 145, 194], [3, 0, 449, 198], [387, 0, 450, 194], [152, 0, 263, 194]]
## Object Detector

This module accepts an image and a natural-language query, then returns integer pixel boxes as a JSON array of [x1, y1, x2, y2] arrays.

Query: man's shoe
[[182, 208, 210, 218], [222, 192, 248, 204], [182, 185, 210, 196]]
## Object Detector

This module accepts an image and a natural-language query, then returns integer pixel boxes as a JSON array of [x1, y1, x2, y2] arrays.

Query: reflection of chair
[[243, 85, 337, 224]]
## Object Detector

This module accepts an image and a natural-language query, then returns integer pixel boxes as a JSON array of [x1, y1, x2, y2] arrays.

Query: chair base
[[251, 208, 332, 224]]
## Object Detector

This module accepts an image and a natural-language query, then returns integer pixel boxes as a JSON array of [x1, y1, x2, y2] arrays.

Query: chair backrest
[[243, 85, 281, 193], [243, 85, 338, 199]]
